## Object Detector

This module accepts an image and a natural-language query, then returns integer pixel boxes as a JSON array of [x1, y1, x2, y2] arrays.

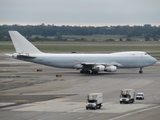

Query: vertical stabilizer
[[9, 31, 42, 54]]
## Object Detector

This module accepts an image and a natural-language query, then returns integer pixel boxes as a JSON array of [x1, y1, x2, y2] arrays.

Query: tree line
[[0, 24, 160, 41]]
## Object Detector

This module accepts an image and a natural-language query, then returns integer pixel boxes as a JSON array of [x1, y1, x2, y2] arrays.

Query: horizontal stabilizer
[[5, 53, 12, 57], [17, 55, 36, 58]]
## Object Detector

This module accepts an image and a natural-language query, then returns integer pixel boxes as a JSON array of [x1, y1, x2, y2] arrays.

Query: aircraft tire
[[139, 67, 143, 74], [139, 71, 143, 74], [92, 71, 98, 74]]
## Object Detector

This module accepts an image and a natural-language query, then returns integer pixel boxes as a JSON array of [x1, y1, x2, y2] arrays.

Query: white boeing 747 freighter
[[7, 31, 157, 74]]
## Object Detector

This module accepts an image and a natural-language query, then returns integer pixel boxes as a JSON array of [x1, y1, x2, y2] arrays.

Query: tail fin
[[9, 31, 42, 54]]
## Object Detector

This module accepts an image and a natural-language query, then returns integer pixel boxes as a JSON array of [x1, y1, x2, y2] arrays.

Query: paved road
[[0, 54, 160, 120]]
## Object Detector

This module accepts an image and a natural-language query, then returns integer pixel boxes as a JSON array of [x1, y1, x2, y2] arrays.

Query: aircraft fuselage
[[12, 52, 157, 69]]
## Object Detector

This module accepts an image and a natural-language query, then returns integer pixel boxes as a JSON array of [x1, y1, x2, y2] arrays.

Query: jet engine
[[92, 65, 117, 72], [105, 66, 117, 72], [92, 65, 105, 71]]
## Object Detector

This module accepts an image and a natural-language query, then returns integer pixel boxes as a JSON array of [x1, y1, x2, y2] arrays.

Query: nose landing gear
[[139, 67, 143, 74]]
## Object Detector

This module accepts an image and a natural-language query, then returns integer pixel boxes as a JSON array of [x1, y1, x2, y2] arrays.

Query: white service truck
[[86, 93, 103, 110], [120, 89, 135, 104]]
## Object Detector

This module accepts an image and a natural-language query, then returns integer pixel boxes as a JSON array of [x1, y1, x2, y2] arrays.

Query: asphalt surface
[[0, 53, 160, 120]]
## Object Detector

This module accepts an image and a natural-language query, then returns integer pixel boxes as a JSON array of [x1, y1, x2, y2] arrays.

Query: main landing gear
[[80, 70, 91, 74], [139, 67, 143, 74], [80, 70, 98, 74]]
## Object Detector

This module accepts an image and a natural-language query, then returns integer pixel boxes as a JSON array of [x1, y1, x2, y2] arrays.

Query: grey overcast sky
[[0, 0, 160, 26]]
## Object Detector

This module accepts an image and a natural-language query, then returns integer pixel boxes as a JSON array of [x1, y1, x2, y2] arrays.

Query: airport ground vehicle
[[86, 93, 103, 110], [120, 89, 135, 104], [136, 93, 144, 100]]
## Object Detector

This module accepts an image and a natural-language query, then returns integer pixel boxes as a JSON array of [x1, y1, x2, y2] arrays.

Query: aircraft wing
[[81, 62, 122, 67], [80, 62, 123, 73]]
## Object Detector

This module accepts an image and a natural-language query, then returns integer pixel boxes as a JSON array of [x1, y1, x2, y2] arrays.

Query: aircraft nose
[[151, 57, 157, 64]]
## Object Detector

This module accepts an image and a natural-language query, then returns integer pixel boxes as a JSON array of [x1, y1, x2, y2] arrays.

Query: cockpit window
[[145, 53, 148, 55]]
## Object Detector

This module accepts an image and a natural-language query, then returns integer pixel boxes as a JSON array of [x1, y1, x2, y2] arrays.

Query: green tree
[[145, 36, 150, 41]]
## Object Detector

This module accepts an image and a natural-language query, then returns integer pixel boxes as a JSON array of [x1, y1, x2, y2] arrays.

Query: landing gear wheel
[[80, 70, 84, 73], [139, 68, 143, 74], [99, 105, 102, 109], [80, 70, 91, 74], [92, 71, 98, 74]]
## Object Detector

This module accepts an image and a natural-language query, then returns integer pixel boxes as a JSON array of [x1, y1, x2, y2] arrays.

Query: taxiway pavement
[[0, 54, 160, 120]]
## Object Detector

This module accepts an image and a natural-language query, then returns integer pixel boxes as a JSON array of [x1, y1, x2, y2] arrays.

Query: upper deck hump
[[110, 51, 148, 56]]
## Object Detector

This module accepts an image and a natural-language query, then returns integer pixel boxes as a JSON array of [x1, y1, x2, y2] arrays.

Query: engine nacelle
[[105, 66, 117, 72], [92, 65, 105, 71]]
